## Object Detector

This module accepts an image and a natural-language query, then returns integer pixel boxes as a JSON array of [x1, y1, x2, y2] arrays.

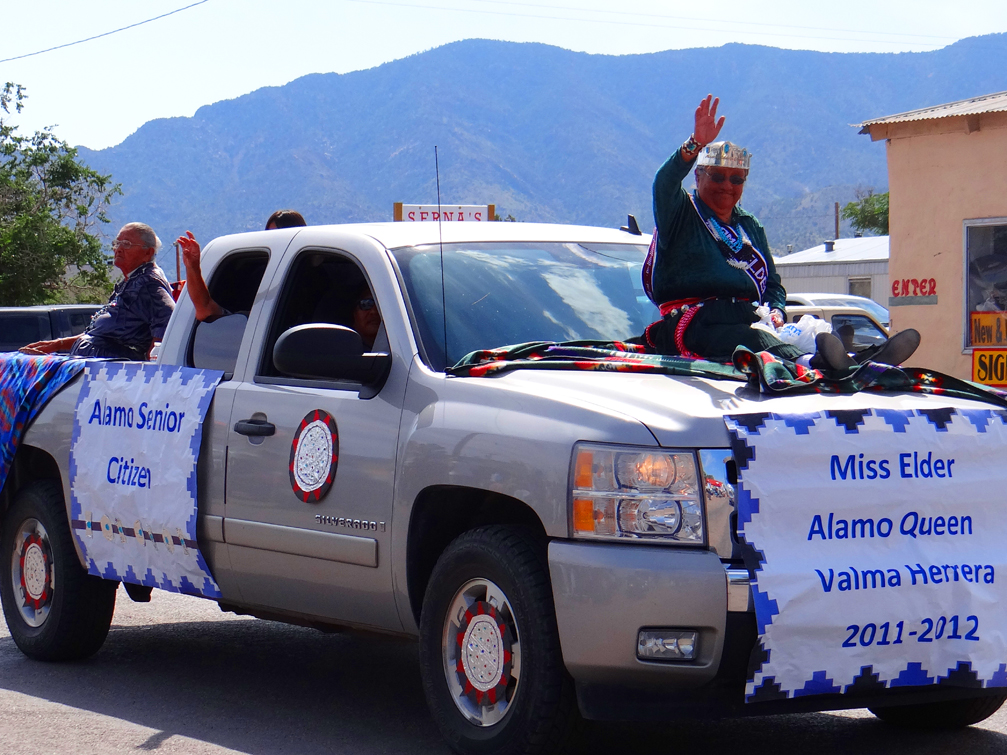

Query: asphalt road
[[2, 588, 1007, 755]]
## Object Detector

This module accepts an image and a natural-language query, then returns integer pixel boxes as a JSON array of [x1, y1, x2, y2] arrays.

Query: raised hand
[[175, 230, 223, 321], [176, 231, 202, 273], [694, 94, 725, 147]]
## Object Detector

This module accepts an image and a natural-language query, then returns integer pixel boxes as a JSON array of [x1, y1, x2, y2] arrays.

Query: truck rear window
[[0, 313, 51, 352]]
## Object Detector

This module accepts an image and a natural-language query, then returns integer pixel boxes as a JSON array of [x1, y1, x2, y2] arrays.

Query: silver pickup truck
[[2, 222, 1004, 755]]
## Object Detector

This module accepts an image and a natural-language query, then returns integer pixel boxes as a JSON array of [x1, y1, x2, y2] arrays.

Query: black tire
[[418, 525, 580, 755], [0, 479, 117, 661], [869, 694, 1007, 729]]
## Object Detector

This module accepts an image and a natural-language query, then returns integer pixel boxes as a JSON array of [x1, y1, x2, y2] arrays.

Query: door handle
[[233, 418, 276, 437]]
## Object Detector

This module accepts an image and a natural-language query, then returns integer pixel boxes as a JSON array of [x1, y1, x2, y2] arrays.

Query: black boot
[[855, 329, 920, 366], [809, 332, 856, 371]]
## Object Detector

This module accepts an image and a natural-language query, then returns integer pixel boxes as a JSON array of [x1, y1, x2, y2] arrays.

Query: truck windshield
[[392, 241, 658, 370]]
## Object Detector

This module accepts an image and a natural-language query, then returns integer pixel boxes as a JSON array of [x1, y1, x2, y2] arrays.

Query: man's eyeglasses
[[112, 239, 147, 250], [700, 170, 746, 186], [356, 297, 376, 311]]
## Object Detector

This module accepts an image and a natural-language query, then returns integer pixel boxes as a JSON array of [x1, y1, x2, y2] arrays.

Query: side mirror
[[273, 323, 391, 385]]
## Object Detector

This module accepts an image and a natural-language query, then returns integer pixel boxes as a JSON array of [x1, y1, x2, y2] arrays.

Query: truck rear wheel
[[0, 479, 117, 660], [418, 525, 580, 755], [869, 694, 1007, 729]]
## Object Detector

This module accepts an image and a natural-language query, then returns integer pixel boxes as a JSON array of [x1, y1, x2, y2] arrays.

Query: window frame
[[962, 216, 1007, 353], [847, 276, 872, 299], [252, 246, 380, 391], [183, 247, 270, 376]]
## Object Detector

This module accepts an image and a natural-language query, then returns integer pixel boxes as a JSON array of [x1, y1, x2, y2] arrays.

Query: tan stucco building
[[860, 91, 1007, 382]]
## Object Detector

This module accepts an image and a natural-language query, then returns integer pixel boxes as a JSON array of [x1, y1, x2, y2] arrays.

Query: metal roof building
[[859, 90, 1007, 133], [774, 236, 889, 306]]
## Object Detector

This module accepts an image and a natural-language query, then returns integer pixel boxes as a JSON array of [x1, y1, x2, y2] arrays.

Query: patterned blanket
[[448, 341, 1007, 410], [0, 353, 86, 493]]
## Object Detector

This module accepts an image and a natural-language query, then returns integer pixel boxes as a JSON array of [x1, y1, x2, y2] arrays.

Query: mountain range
[[77, 34, 1007, 267]]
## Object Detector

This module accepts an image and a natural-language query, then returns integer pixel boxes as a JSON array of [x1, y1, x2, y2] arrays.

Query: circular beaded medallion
[[289, 410, 339, 502], [454, 600, 513, 707], [19, 533, 52, 611]]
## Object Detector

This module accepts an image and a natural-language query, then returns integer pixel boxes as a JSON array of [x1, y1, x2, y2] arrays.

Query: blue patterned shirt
[[71, 262, 175, 359]]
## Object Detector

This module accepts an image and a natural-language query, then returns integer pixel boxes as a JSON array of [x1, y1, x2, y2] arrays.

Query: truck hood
[[490, 370, 998, 448]]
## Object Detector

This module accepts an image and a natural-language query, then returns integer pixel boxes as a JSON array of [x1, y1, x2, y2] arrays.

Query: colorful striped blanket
[[448, 341, 1007, 410], [0, 353, 86, 493]]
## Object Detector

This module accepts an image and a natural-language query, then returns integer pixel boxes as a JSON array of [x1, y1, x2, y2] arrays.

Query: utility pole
[[834, 202, 840, 240]]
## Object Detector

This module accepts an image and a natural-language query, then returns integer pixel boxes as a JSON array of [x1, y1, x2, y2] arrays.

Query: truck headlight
[[569, 443, 705, 545]]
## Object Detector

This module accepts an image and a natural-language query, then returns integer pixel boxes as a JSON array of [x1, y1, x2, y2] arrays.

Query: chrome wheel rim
[[10, 518, 54, 628], [441, 578, 521, 727]]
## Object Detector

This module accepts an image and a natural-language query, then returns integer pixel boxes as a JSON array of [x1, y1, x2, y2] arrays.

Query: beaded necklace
[[694, 191, 743, 253]]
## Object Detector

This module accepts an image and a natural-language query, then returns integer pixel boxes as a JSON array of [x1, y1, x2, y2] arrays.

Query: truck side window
[[67, 310, 95, 335], [258, 250, 377, 378], [188, 250, 269, 376], [208, 251, 269, 315]]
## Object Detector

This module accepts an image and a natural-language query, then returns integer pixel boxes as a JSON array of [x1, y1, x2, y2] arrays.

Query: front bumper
[[548, 540, 1005, 722], [548, 540, 742, 690]]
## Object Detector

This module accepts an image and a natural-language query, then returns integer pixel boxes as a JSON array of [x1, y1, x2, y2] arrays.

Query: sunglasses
[[356, 297, 376, 311], [701, 170, 746, 185]]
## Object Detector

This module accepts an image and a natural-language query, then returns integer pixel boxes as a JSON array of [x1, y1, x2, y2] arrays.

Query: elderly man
[[21, 223, 175, 359], [642, 95, 918, 369]]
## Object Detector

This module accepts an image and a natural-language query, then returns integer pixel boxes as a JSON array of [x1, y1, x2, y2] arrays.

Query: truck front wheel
[[869, 694, 1007, 729], [418, 525, 580, 755], [0, 480, 117, 660]]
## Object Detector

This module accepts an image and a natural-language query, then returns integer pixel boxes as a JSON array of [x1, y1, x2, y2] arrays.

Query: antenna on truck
[[435, 146, 448, 371], [170, 241, 184, 302]]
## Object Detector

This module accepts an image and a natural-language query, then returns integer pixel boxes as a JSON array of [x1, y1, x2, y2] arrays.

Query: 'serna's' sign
[[394, 203, 495, 222]]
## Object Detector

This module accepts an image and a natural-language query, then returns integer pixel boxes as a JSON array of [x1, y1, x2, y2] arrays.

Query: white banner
[[726, 407, 1007, 702], [70, 362, 222, 598]]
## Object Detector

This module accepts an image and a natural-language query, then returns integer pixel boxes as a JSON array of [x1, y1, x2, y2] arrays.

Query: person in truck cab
[[264, 209, 307, 230], [20, 223, 174, 360], [351, 285, 382, 350], [641, 94, 919, 371]]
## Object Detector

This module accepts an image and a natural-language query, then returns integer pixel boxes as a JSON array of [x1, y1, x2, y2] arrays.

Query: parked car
[[0, 305, 100, 352], [786, 293, 890, 329], [785, 303, 889, 357]]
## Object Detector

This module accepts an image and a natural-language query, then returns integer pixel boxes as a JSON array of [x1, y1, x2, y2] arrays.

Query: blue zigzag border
[[70, 362, 222, 599], [725, 408, 1007, 702]]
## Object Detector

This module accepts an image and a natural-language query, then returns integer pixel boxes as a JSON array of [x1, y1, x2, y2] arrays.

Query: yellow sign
[[972, 348, 1007, 386], [970, 312, 1007, 347]]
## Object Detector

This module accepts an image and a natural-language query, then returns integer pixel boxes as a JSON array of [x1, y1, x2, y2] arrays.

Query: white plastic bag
[[777, 315, 833, 354], [751, 305, 778, 336]]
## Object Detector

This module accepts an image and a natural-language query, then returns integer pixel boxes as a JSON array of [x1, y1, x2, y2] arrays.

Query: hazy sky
[[2, 0, 1005, 150]]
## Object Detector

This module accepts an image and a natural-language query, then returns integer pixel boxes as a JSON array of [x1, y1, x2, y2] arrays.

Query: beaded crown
[[696, 141, 751, 170]]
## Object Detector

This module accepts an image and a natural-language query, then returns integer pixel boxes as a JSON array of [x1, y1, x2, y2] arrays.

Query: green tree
[[841, 189, 889, 236], [0, 83, 120, 306]]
